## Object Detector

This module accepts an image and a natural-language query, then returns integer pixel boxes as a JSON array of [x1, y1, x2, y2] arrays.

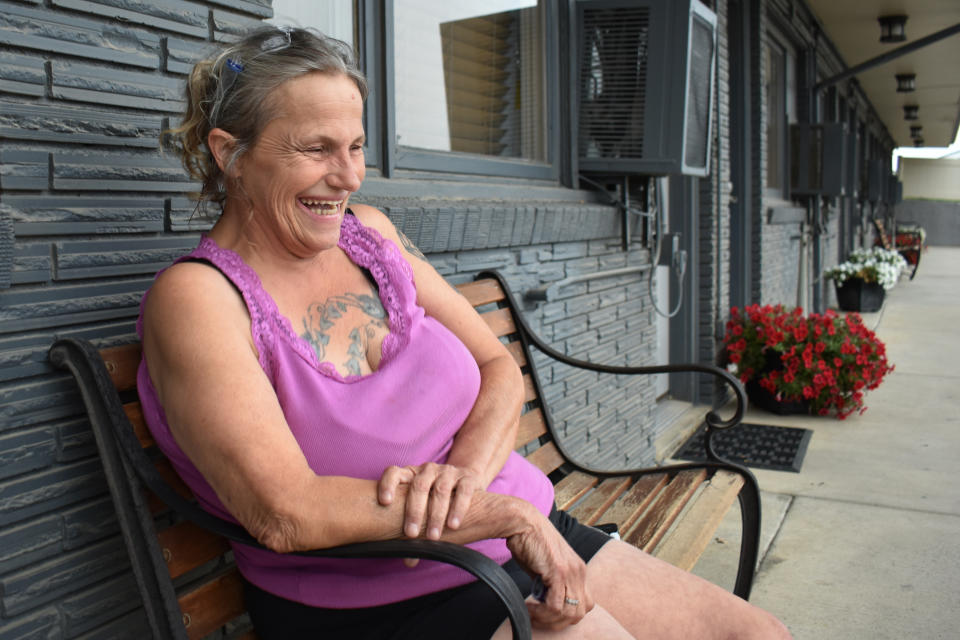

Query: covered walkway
[[692, 247, 960, 639]]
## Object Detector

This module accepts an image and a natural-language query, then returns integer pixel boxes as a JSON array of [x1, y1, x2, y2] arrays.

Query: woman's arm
[[351, 205, 525, 537]]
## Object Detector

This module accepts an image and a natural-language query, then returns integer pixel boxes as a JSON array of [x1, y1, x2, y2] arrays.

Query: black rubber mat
[[675, 423, 812, 473]]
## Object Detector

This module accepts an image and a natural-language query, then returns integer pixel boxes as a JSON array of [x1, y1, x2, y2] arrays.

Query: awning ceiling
[[805, 0, 960, 149]]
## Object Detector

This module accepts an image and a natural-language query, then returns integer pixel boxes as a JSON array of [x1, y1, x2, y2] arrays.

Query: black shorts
[[244, 506, 612, 640]]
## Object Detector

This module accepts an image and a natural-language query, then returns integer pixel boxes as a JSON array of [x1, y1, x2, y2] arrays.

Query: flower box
[[823, 247, 907, 301], [723, 304, 894, 419], [835, 278, 885, 313]]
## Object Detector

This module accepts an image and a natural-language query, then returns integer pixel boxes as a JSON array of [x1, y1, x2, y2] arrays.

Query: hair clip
[[261, 26, 293, 54], [210, 57, 244, 126]]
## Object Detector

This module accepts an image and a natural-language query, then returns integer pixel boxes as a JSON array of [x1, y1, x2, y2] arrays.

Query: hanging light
[[878, 15, 908, 43], [910, 125, 923, 138], [903, 104, 919, 120], [896, 73, 916, 92]]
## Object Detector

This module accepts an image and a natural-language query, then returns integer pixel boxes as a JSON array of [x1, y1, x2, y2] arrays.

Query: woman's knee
[[585, 539, 791, 640], [489, 603, 635, 640]]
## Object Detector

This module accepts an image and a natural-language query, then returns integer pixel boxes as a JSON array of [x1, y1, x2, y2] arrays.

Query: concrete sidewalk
[[690, 247, 960, 639]]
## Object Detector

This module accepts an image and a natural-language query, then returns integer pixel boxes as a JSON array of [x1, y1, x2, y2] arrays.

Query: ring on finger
[[564, 597, 580, 606]]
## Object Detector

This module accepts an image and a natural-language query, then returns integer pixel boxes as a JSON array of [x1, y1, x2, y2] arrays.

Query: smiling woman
[[205, 72, 367, 260]]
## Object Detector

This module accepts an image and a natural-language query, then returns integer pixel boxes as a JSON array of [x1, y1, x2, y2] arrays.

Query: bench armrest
[[476, 271, 747, 463]]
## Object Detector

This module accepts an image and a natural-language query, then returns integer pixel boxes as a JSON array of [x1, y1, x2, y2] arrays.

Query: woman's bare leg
[[583, 540, 790, 639], [491, 539, 791, 640]]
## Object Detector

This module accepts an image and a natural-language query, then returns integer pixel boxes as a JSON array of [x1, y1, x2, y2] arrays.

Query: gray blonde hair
[[164, 26, 368, 215]]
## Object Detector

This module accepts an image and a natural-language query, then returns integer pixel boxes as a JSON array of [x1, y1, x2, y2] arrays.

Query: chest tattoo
[[300, 292, 387, 372]]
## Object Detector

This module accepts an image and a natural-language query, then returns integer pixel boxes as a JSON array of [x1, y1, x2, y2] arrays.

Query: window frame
[[356, 0, 382, 170], [763, 25, 797, 201], [364, 0, 562, 181]]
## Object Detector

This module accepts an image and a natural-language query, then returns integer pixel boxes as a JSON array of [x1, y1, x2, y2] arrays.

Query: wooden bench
[[49, 269, 760, 640], [872, 217, 922, 279]]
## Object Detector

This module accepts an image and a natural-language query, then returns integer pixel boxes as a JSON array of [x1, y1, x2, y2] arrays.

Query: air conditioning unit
[[575, 0, 717, 177], [789, 123, 848, 197]]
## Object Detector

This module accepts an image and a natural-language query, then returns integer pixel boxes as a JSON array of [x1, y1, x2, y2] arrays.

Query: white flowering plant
[[823, 247, 907, 290]]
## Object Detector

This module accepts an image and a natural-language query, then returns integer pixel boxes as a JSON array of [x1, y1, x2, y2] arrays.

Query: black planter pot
[[745, 379, 810, 415], [835, 278, 885, 312], [743, 351, 811, 415]]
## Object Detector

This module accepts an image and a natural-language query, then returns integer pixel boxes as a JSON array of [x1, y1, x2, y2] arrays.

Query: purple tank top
[[136, 213, 555, 607]]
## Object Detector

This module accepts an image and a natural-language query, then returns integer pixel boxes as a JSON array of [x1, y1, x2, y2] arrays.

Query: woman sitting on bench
[[139, 25, 791, 640]]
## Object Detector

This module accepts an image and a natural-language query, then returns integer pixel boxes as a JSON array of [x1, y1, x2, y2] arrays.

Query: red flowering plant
[[723, 304, 894, 419]]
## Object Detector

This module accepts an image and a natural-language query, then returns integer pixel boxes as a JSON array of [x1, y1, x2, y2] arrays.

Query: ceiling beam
[[814, 22, 960, 91]]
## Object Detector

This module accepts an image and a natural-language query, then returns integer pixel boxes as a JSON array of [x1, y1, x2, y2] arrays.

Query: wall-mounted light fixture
[[879, 15, 908, 43], [903, 104, 919, 120], [910, 125, 923, 138], [896, 73, 916, 92]]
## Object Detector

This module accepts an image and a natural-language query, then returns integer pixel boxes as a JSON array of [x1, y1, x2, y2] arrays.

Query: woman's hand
[[378, 462, 484, 540], [506, 515, 595, 630]]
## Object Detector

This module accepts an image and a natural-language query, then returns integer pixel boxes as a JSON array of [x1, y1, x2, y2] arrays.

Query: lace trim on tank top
[[189, 212, 413, 383]]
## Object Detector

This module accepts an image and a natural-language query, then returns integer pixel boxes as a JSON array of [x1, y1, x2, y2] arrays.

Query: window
[[764, 31, 795, 197], [393, 0, 552, 177], [269, 0, 356, 46]]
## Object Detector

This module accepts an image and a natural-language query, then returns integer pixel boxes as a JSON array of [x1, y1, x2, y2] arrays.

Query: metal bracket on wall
[[767, 206, 806, 225], [524, 265, 654, 303]]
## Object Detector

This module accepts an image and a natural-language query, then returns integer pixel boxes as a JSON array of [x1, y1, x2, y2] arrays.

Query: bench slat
[[525, 441, 565, 475], [568, 476, 633, 526], [652, 470, 745, 571], [155, 459, 196, 500], [157, 520, 230, 580], [178, 569, 246, 640], [522, 373, 537, 404], [505, 340, 527, 367], [479, 307, 517, 339], [515, 409, 547, 449], [147, 460, 197, 515], [456, 278, 507, 307], [624, 469, 707, 552], [552, 471, 598, 511], [100, 343, 142, 392], [596, 473, 668, 533], [124, 401, 156, 448]]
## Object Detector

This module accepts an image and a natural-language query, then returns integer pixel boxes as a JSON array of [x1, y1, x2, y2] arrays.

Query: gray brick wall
[[0, 1, 270, 637], [896, 199, 960, 246]]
